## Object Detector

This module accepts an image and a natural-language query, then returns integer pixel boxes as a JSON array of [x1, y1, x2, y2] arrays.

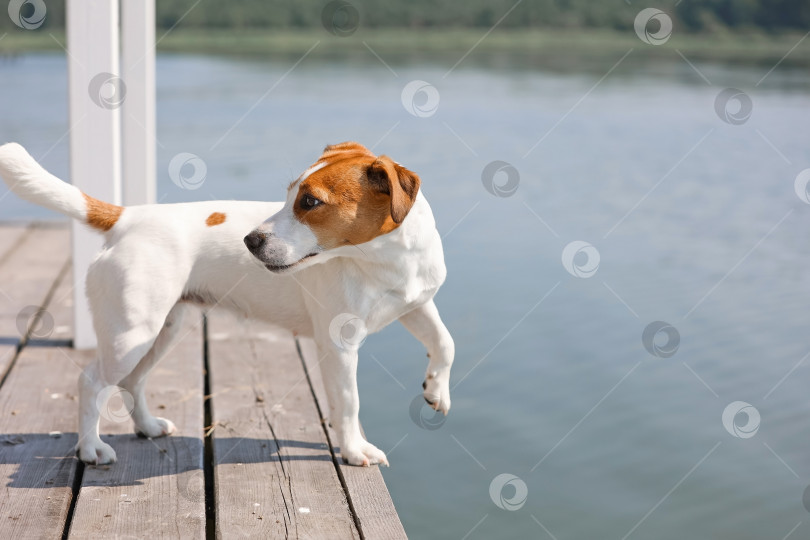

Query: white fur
[[0, 143, 454, 467], [0, 143, 87, 220], [299, 160, 327, 181]]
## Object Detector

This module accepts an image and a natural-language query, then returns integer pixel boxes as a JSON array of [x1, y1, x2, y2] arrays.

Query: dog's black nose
[[244, 231, 266, 253]]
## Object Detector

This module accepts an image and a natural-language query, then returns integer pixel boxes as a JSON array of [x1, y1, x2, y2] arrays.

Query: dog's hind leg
[[77, 328, 163, 464], [77, 300, 181, 465], [119, 303, 191, 439]]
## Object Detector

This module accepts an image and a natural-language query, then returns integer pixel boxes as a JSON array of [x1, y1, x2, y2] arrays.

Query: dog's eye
[[300, 194, 322, 210]]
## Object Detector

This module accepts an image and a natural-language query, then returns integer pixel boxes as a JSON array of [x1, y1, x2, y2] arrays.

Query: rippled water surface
[[2, 52, 810, 539]]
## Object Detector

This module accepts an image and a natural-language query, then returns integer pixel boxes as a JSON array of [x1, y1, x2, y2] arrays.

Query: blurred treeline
[[2, 0, 809, 32]]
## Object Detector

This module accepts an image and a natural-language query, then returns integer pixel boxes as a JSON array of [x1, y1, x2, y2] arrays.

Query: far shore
[[0, 28, 808, 68]]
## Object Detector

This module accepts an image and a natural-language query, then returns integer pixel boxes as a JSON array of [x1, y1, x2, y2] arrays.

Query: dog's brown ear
[[367, 156, 421, 223]]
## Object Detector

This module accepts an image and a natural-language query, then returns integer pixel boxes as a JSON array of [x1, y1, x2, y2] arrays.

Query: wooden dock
[[0, 223, 407, 539]]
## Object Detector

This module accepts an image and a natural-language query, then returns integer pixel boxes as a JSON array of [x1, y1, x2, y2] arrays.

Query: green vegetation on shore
[[1, 0, 807, 67], [1, 28, 808, 68], [2, 0, 810, 33]]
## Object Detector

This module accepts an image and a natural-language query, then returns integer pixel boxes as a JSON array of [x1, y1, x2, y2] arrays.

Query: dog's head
[[245, 142, 421, 273]]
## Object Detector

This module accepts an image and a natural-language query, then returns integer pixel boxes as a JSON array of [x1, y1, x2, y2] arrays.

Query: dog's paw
[[341, 440, 389, 467], [77, 440, 117, 465], [135, 417, 176, 439], [423, 371, 451, 415]]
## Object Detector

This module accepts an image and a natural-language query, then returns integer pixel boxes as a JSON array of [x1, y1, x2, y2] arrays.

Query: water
[[2, 52, 810, 539]]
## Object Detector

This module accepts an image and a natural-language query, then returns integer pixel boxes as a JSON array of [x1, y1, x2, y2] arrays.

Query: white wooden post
[[67, 0, 122, 350], [121, 0, 156, 206], [67, 1, 156, 349]]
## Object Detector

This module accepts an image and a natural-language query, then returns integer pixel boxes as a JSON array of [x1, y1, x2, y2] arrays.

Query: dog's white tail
[[0, 143, 123, 231]]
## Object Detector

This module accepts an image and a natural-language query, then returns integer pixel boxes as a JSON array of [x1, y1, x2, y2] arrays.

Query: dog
[[0, 141, 454, 467]]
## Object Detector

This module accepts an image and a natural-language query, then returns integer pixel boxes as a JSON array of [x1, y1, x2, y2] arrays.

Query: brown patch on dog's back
[[84, 193, 123, 231], [206, 212, 226, 227]]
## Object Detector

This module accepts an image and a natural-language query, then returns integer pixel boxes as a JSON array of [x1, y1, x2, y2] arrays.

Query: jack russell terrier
[[0, 141, 454, 467]]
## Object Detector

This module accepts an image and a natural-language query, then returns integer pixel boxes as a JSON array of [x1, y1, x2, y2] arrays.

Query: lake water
[[2, 51, 810, 539]]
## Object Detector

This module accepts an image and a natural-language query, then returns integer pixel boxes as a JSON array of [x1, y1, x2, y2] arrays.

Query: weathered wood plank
[[298, 338, 408, 540], [67, 311, 206, 539], [207, 310, 360, 539], [0, 224, 70, 377], [0, 263, 83, 540], [0, 224, 30, 264], [0, 224, 31, 376]]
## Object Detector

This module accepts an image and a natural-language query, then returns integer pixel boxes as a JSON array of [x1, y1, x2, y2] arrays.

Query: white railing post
[[121, 0, 156, 206], [67, 0, 122, 350]]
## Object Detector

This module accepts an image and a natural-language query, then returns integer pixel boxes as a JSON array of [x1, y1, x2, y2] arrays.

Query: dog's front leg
[[399, 300, 454, 414], [317, 340, 389, 467]]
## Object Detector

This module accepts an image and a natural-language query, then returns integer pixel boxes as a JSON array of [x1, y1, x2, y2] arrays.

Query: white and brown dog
[[0, 141, 454, 467]]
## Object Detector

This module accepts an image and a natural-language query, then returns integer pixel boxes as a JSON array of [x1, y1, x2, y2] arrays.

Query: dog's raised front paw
[[77, 439, 117, 465], [135, 416, 176, 439], [423, 371, 451, 415], [341, 440, 389, 467]]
